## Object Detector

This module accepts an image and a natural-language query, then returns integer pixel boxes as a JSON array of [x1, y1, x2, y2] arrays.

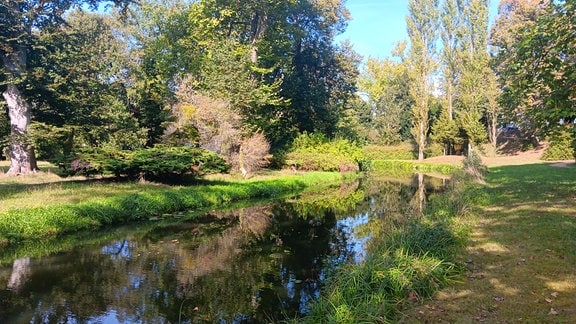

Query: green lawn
[[0, 163, 347, 246], [402, 163, 576, 322]]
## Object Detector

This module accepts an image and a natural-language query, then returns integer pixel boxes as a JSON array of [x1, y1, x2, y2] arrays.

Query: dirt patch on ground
[[424, 144, 575, 168], [550, 161, 576, 168]]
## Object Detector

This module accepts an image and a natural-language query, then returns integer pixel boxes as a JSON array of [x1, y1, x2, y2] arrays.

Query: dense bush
[[230, 132, 272, 178], [66, 146, 229, 180], [542, 130, 575, 161], [284, 133, 365, 172], [424, 141, 445, 158], [362, 142, 416, 160]]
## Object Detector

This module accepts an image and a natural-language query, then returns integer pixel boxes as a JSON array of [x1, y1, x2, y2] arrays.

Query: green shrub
[[362, 142, 416, 160], [131, 146, 229, 178], [462, 151, 487, 183], [425, 141, 445, 158], [542, 129, 575, 161], [285, 133, 364, 172], [66, 146, 230, 180]]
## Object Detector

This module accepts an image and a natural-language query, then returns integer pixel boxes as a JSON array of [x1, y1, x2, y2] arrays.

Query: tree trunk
[[447, 80, 454, 120], [2, 46, 38, 175], [418, 122, 425, 161], [488, 113, 498, 156], [249, 11, 268, 64]]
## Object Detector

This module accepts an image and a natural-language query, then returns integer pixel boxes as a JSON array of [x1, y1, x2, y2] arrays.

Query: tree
[[490, 0, 548, 145], [431, 106, 460, 154], [501, 0, 576, 153], [439, 0, 462, 121], [455, 0, 490, 152], [26, 10, 147, 159], [406, 0, 439, 160], [484, 67, 501, 155], [0, 0, 132, 175], [358, 57, 412, 145]]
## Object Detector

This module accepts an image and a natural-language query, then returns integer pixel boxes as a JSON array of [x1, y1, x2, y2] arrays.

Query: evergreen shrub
[[66, 146, 229, 180], [541, 130, 575, 161]]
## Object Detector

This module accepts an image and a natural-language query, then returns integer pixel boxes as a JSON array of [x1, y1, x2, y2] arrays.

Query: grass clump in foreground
[[0, 171, 345, 246], [304, 160, 483, 323]]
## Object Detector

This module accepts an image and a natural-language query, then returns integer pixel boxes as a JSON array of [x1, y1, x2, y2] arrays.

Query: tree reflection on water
[[0, 175, 441, 323]]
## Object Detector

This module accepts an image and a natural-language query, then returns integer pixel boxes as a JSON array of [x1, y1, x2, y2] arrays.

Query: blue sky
[[336, 0, 501, 60]]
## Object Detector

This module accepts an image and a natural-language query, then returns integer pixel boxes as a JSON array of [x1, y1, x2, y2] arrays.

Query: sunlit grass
[[370, 160, 460, 176], [400, 163, 576, 322], [0, 164, 346, 246]]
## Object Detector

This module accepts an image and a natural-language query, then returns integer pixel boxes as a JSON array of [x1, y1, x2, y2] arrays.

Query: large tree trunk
[[249, 11, 268, 63], [2, 45, 38, 175]]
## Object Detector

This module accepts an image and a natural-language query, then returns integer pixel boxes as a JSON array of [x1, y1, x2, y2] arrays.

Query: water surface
[[0, 174, 440, 323]]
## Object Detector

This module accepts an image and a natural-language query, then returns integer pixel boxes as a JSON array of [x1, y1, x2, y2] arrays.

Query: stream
[[0, 174, 444, 323]]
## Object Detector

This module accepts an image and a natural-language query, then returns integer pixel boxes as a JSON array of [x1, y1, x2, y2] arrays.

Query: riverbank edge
[[0, 172, 352, 247], [303, 163, 478, 322], [0, 161, 459, 248]]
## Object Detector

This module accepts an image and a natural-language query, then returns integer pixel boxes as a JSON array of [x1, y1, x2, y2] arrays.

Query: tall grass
[[304, 165, 479, 322]]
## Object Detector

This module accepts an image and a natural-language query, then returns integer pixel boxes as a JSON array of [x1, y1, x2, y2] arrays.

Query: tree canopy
[[2, 0, 575, 175]]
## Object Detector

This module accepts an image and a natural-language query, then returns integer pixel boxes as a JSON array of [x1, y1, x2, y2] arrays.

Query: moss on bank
[[0, 172, 345, 246]]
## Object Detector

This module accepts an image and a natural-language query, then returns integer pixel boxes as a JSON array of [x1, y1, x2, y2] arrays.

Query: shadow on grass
[[407, 163, 576, 322], [0, 172, 237, 203]]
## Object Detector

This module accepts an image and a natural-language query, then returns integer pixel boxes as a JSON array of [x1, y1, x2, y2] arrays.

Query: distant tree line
[[355, 0, 574, 160]]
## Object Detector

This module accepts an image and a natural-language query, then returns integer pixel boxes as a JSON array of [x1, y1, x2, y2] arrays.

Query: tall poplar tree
[[406, 0, 439, 160], [456, 0, 490, 152], [440, 0, 462, 121], [433, 0, 463, 154]]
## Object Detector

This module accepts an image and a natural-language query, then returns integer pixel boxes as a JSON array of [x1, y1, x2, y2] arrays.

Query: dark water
[[0, 175, 443, 323]]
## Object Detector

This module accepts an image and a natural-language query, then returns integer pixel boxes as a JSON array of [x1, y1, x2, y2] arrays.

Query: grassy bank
[[303, 168, 480, 322], [401, 163, 576, 322], [370, 159, 460, 176], [0, 170, 346, 246]]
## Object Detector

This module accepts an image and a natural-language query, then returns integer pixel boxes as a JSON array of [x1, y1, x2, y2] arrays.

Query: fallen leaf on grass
[[545, 298, 553, 303], [551, 292, 559, 298], [548, 308, 558, 315]]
